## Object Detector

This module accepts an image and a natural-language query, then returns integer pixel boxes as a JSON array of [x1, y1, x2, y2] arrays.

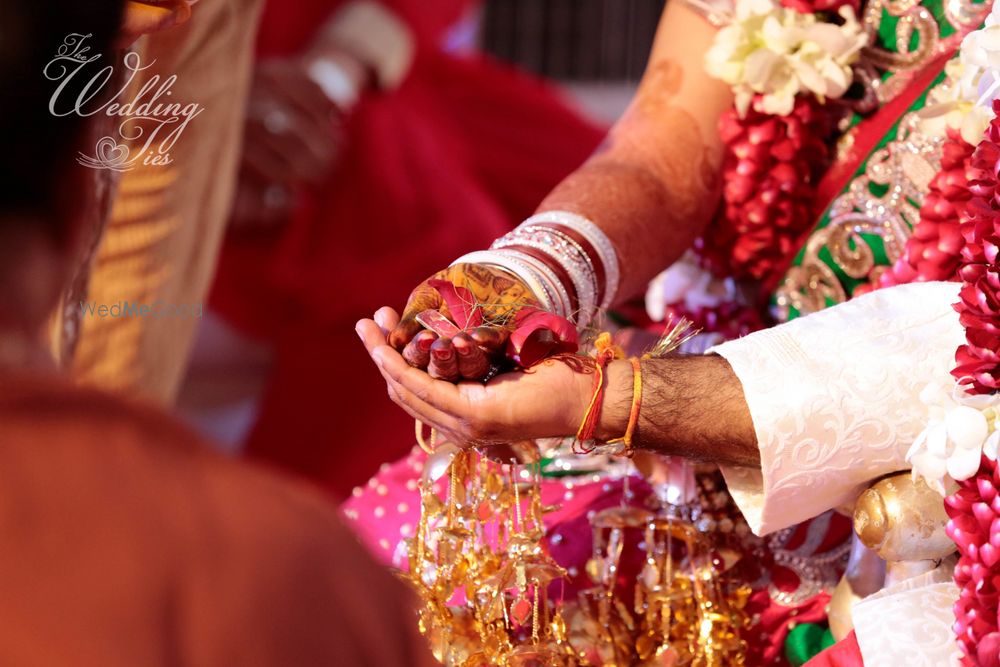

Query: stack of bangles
[[452, 211, 636, 455], [574, 333, 643, 457], [451, 211, 621, 329]]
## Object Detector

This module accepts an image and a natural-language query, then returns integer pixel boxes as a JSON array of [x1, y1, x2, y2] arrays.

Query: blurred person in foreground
[[190, 0, 605, 495], [0, 3, 432, 665]]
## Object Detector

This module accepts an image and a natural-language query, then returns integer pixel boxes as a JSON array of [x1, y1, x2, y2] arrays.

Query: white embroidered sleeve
[[851, 562, 961, 666], [709, 281, 964, 536]]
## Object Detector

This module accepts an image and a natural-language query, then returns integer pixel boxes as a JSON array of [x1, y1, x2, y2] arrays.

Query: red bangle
[[532, 222, 607, 306]]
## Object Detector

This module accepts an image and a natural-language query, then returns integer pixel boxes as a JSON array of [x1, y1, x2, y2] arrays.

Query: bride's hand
[[386, 263, 539, 382], [360, 310, 599, 445]]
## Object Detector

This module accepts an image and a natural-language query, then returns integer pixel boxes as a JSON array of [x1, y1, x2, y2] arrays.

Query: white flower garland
[[704, 0, 867, 116], [907, 381, 1000, 496], [920, 3, 1000, 143]]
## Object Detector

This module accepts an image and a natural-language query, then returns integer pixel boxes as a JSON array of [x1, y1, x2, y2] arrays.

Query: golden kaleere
[[403, 441, 577, 666], [404, 322, 751, 666], [576, 489, 751, 666]]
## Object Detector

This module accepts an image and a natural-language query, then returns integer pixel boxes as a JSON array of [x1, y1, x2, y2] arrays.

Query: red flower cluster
[[881, 130, 975, 288], [945, 102, 1000, 667], [946, 456, 1000, 667], [780, 0, 859, 13], [952, 112, 1000, 395], [697, 95, 836, 281]]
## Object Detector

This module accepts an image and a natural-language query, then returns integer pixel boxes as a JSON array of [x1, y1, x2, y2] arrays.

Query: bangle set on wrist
[[306, 58, 362, 110], [521, 211, 621, 312], [449, 211, 636, 456], [451, 210, 621, 328]]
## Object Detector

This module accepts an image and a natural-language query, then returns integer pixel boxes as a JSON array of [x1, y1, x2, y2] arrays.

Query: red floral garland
[[695, 0, 856, 283], [780, 0, 858, 12], [697, 96, 837, 281], [946, 461, 1000, 667], [954, 113, 1000, 394], [879, 129, 976, 289], [944, 102, 1000, 667]]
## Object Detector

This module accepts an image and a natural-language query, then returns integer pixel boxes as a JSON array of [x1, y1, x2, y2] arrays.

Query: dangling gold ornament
[[403, 321, 750, 665]]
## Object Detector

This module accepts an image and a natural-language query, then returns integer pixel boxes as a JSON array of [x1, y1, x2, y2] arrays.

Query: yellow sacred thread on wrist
[[607, 357, 642, 456]]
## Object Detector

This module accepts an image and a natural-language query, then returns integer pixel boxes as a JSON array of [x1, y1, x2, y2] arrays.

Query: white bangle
[[307, 58, 361, 110], [519, 211, 621, 310], [507, 250, 574, 318], [450, 250, 557, 314], [492, 232, 597, 327]]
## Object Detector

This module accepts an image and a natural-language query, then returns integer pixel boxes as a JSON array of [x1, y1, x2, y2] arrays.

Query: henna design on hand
[[428, 337, 459, 382], [391, 263, 536, 352]]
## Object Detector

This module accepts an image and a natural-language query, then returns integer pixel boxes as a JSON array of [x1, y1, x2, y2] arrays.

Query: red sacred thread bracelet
[[574, 334, 643, 456], [574, 332, 618, 453]]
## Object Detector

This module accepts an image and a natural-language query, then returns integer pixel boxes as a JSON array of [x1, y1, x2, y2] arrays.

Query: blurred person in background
[[0, 2, 433, 664], [190, 0, 606, 497], [70, 0, 267, 406]]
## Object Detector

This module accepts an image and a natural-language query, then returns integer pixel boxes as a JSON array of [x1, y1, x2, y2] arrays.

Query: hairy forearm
[[596, 355, 760, 468]]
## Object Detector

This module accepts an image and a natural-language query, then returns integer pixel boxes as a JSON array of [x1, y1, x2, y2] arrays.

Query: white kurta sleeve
[[710, 281, 964, 535]]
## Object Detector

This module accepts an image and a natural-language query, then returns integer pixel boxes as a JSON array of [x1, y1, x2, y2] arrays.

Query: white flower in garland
[[705, 0, 867, 116], [924, 4, 1000, 144], [645, 252, 733, 322], [917, 60, 996, 144], [906, 381, 1000, 496]]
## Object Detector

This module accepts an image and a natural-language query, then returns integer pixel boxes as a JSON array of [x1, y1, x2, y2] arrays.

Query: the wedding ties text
[[45, 33, 203, 171]]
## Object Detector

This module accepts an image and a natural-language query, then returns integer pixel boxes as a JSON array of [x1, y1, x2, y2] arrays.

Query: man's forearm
[[597, 355, 760, 468]]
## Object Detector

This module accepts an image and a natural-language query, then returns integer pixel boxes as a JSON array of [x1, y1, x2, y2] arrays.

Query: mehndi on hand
[[388, 263, 578, 382]]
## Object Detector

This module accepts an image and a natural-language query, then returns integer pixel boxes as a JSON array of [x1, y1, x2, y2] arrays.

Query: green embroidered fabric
[[772, 0, 986, 321]]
